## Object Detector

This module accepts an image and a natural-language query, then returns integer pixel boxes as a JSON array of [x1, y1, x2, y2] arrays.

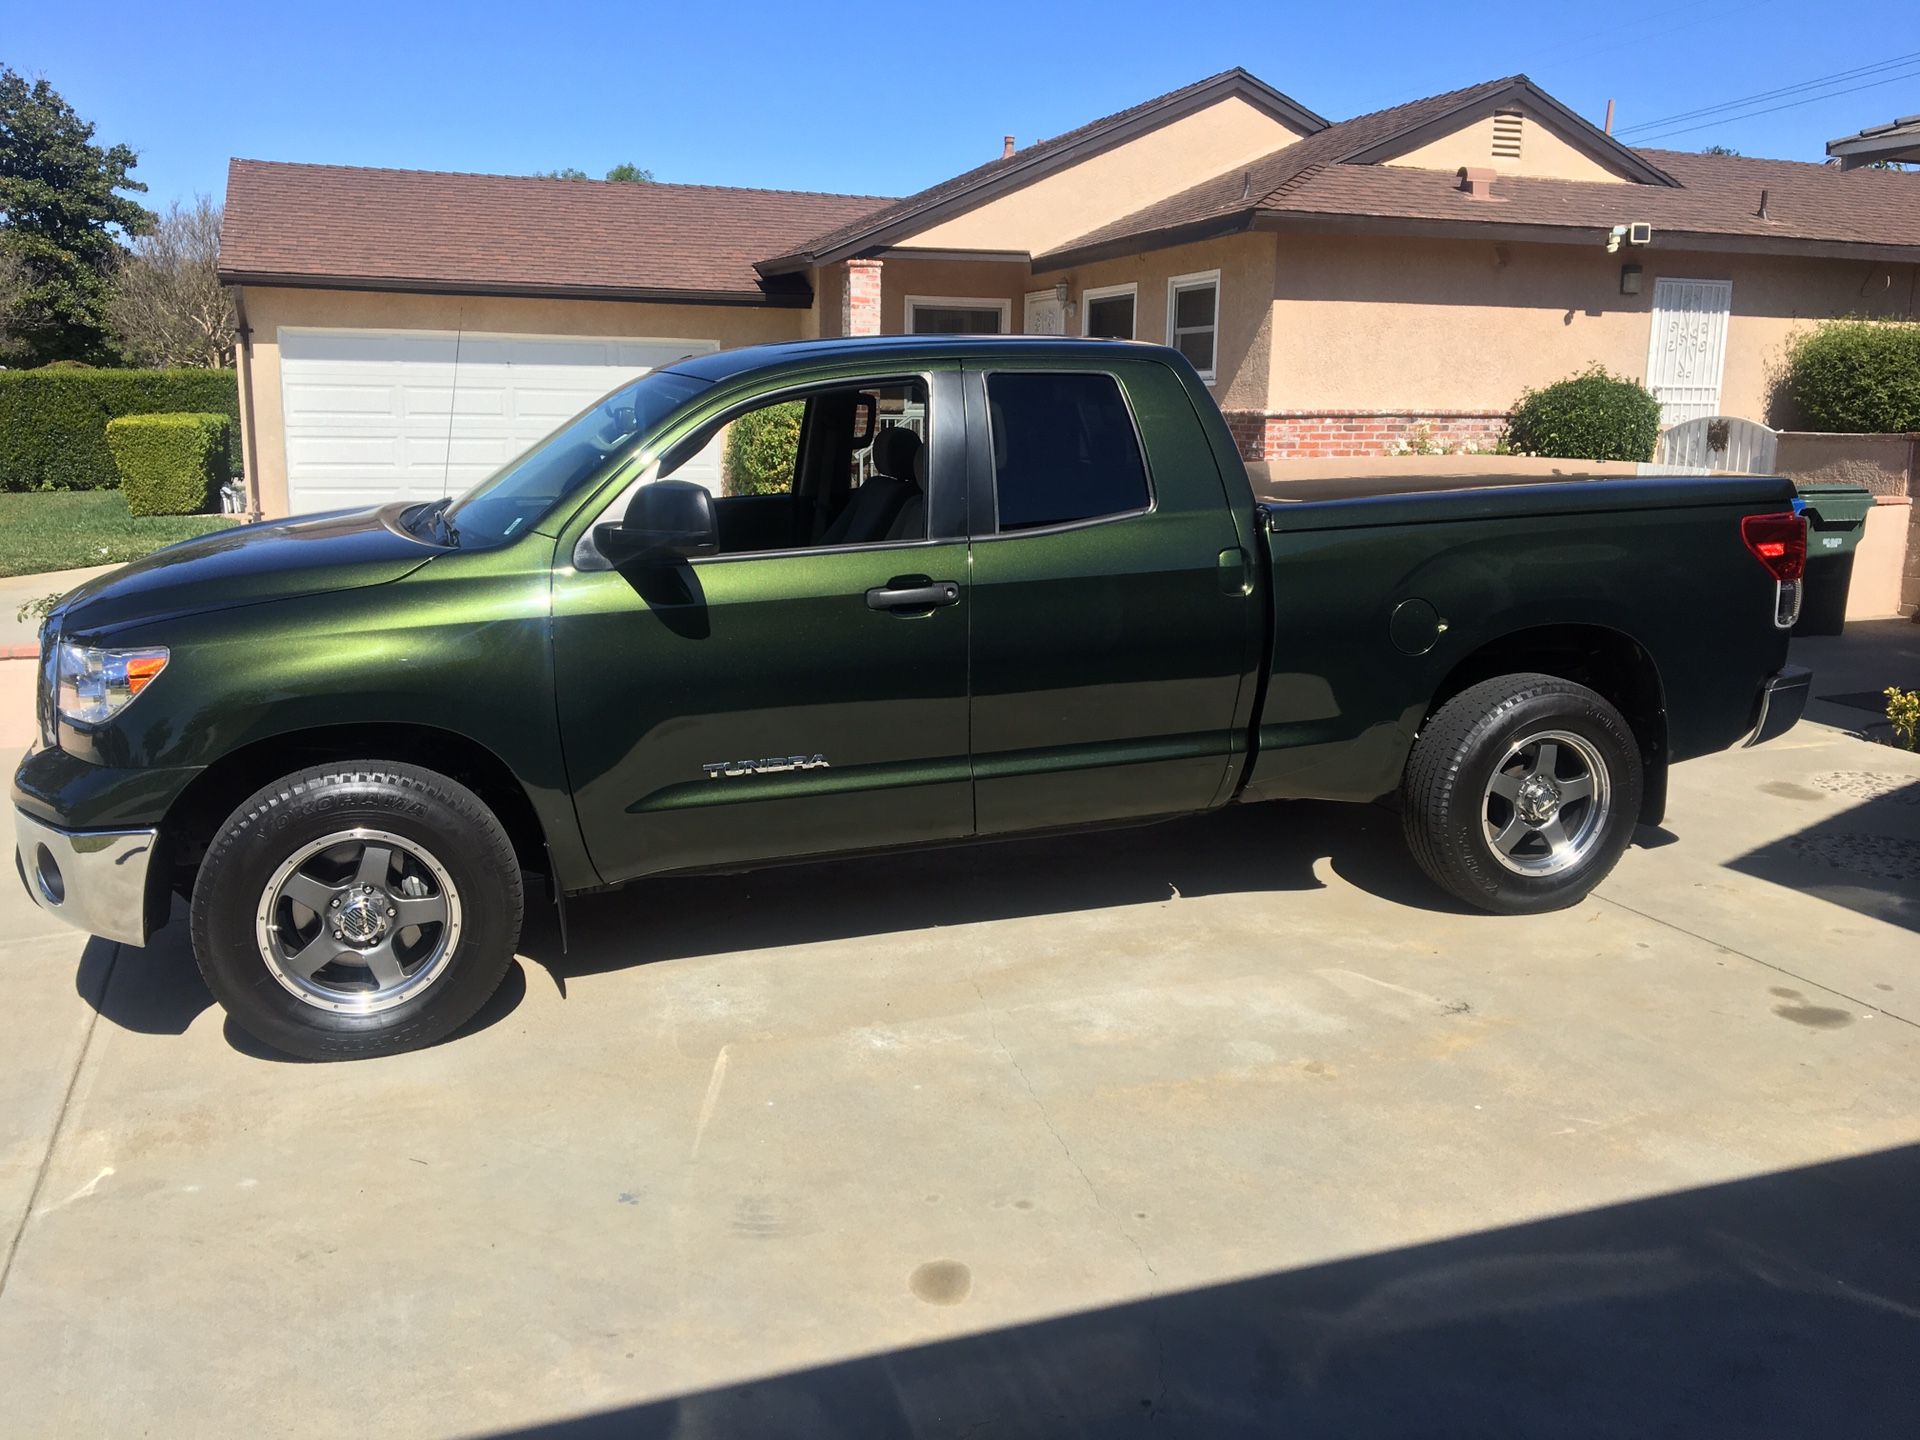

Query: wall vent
[[1492, 109, 1524, 161]]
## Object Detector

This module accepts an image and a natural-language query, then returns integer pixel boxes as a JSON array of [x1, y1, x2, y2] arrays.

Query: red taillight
[[1741, 512, 1807, 582]]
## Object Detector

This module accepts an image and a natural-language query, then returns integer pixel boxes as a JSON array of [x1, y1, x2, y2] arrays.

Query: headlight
[[55, 643, 169, 727]]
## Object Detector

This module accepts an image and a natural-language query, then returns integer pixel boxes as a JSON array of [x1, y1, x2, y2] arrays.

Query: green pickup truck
[[14, 336, 1810, 1060]]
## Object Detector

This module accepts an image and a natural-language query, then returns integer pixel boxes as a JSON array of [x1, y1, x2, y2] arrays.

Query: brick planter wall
[[1222, 410, 1509, 462]]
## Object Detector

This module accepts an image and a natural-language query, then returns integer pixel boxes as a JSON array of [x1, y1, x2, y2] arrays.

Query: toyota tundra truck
[[13, 336, 1811, 1060]]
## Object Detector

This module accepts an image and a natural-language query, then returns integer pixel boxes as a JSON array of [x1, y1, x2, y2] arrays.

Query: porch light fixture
[[1619, 264, 1643, 295]]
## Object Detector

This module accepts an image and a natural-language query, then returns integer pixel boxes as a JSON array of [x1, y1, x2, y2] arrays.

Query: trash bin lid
[[1793, 483, 1874, 527]]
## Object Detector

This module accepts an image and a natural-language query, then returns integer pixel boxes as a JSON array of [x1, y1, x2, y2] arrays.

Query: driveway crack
[[1593, 893, 1917, 1031], [969, 974, 1174, 1426], [0, 941, 117, 1300]]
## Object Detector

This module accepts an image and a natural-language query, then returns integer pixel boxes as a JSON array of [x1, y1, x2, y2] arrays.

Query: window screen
[[986, 372, 1150, 532]]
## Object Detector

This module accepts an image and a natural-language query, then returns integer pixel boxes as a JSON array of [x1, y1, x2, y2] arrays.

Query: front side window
[[986, 372, 1150, 533], [1166, 271, 1219, 381], [1083, 285, 1137, 340], [659, 378, 931, 554], [908, 298, 1007, 335]]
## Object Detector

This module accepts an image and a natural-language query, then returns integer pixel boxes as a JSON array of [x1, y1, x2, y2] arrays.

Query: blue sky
[[5, 0, 1913, 210]]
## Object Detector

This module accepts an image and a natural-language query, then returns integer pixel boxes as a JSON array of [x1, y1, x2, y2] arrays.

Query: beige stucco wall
[[238, 286, 803, 516], [1384, 109, 1633, 184], [872, 257, 1030, 335], [1264, 234, 1920, 422], [1044, 232, 1277, 412], [911, 96, 1303, 255]]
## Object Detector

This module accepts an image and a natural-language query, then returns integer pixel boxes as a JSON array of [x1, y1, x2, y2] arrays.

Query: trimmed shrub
[[1782, 319, 1920, 433], [105, 413, 232, 516], [0, 367, 239, 492], [1506, 365, 1662, 462], [721, 401, 803, 496]]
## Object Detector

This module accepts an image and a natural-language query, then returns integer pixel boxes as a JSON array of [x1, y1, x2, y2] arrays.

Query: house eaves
[[755, 67, 1330, 274]]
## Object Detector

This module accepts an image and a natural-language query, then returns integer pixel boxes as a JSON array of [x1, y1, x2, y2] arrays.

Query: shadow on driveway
[[474, 1143, 1920, 1439], [79, 800, 1469, 1056]]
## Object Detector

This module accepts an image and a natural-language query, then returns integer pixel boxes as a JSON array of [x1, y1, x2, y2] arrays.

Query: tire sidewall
[[1450, 688, 1643, 913], [192, 768, 519, 1057]]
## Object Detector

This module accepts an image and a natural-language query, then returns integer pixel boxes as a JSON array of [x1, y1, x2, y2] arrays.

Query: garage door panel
[[277, 329, 720, 513]]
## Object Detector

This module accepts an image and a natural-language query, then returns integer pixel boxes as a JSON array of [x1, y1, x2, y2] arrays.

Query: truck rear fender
[[1422, 623, 1670, 826]]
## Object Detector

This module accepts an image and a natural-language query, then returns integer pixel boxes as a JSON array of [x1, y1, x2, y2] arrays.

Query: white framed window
[[1081, 282, 1137, 339], [1166, 269, 1220, 382], [906, 295, 1010, 335]]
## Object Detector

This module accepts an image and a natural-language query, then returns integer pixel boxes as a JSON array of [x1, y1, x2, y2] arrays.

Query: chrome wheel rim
[[255, 828, 462, 1014], [1483, 729, 1612, 877]]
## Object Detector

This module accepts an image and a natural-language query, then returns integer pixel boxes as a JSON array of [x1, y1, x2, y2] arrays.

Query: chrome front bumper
[[12, 806, 158, 947]]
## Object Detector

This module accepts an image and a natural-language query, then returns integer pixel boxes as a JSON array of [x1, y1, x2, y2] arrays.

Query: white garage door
[[278, 329, 721, 514]]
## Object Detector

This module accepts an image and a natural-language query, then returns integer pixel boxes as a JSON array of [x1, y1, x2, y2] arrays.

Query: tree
[[1700, 144, 1741, 156], [0, 66, 155, 364], [533, 163, 654, 183], [106, 195, 235, 367]]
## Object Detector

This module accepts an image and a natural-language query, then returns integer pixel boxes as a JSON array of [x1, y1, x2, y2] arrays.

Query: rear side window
[[986, 372, 1150, 532]]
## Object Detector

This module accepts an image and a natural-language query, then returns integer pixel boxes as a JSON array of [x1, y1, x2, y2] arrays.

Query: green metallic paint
[[11, 335, 1803, 918]]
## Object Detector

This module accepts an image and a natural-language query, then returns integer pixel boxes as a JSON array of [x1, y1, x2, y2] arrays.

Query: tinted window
[[987, 372, 1150, 532]]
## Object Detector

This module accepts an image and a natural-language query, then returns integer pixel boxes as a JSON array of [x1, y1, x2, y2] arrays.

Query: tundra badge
[[702, 755, 831, 780]]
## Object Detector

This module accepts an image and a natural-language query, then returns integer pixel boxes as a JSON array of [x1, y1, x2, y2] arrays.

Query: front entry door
[[1023, 289, 1067, 335], [1646, 278, 1732, 426], [551, 371, 972, 884]]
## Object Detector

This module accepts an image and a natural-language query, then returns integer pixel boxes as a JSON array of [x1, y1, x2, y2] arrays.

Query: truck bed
[[1252, 466, 1765, 507]]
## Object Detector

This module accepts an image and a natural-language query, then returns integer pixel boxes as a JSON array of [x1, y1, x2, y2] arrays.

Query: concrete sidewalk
[[1, 638, 1916, 1436]]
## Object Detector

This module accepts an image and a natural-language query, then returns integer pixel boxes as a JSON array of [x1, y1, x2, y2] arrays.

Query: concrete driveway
[[2, 632, 1917, 1437]]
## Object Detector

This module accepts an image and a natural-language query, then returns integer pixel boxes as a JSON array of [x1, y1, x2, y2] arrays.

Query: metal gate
[[1645, 278, 1733, 426], [1653, 415, 1779, 474]]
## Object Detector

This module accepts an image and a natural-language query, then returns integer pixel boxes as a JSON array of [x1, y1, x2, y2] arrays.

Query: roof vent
[[1492, 109, 1524, 161], [1757, 187, 1771, 219], [1458, 166, 1499, 201], [1002, 135, 1016, 160]]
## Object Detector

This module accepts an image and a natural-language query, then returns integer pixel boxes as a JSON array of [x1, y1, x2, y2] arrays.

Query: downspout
[[230, 284, 264, 521]]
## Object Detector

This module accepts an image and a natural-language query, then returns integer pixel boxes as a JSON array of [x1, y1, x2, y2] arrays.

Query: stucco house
[[217, 68, 1920, 518]]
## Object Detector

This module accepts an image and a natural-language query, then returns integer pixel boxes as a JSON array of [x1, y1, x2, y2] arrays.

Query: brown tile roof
[[217, 159, 894, 304], [763, 68, 1329, 269], [1047, 80, 1920, 263]]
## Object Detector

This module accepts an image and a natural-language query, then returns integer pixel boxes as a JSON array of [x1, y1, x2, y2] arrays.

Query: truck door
[[550, 368, 973, 884], [962, 359, 1258, 833]]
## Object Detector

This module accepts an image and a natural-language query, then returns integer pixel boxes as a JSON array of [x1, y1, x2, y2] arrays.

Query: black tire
[[190, 763, 523, 1061], [1402, 673, 1643, 915]]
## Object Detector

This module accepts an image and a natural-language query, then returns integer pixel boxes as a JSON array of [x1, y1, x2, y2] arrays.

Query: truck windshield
[[437, 368, 713, 546]]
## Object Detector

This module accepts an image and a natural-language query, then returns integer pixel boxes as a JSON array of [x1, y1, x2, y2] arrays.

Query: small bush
[[1783, 319, 1920, 433], [1507, 365, 1662, 462], [721, 401, 804, 496], [0, 367, 239, 492], [105, 413, 231, 516]]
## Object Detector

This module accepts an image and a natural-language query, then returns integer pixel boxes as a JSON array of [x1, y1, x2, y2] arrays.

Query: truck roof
[[663, 333, 1166, 383]]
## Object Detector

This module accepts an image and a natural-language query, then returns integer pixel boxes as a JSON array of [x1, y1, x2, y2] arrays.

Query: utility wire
[[1617, 50, 1920, 135], [1630, 66, 1920, 145]]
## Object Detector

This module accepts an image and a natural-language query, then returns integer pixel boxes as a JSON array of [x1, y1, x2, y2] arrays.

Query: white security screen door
[[1645, 279, 1732, 426], [1023, 289, 1066, 335]]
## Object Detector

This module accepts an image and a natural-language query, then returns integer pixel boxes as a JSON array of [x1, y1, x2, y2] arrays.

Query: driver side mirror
[[594, 480, 719, 565]]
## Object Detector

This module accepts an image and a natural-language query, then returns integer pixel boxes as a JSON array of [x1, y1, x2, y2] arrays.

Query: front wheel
[[190, 763, 523, 1060], [1402, 673, 1643, 914]]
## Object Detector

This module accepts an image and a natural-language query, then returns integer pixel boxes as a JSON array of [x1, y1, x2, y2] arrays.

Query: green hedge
[[105, 413, 232, 516], [1507, 365, 1661, 462], [0, 367, 239, 493], [721, 401, 803, 496], [1783, 319, 1920, 433]]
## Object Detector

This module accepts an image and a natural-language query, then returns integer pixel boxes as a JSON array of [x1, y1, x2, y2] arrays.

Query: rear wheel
[[190, 763, 522, 1060], [1402, 673, 1642, 914]]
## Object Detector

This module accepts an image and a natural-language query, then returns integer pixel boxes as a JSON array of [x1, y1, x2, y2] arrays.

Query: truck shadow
[[533, 798, 1469, 983], [80, 799, 1472, 1056]]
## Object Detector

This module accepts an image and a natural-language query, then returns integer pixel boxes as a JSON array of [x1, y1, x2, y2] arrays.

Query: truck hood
[[52, 505, 439, 637]]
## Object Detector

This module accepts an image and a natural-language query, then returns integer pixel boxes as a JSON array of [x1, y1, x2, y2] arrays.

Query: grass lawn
[[0, 490, 237, 578]]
